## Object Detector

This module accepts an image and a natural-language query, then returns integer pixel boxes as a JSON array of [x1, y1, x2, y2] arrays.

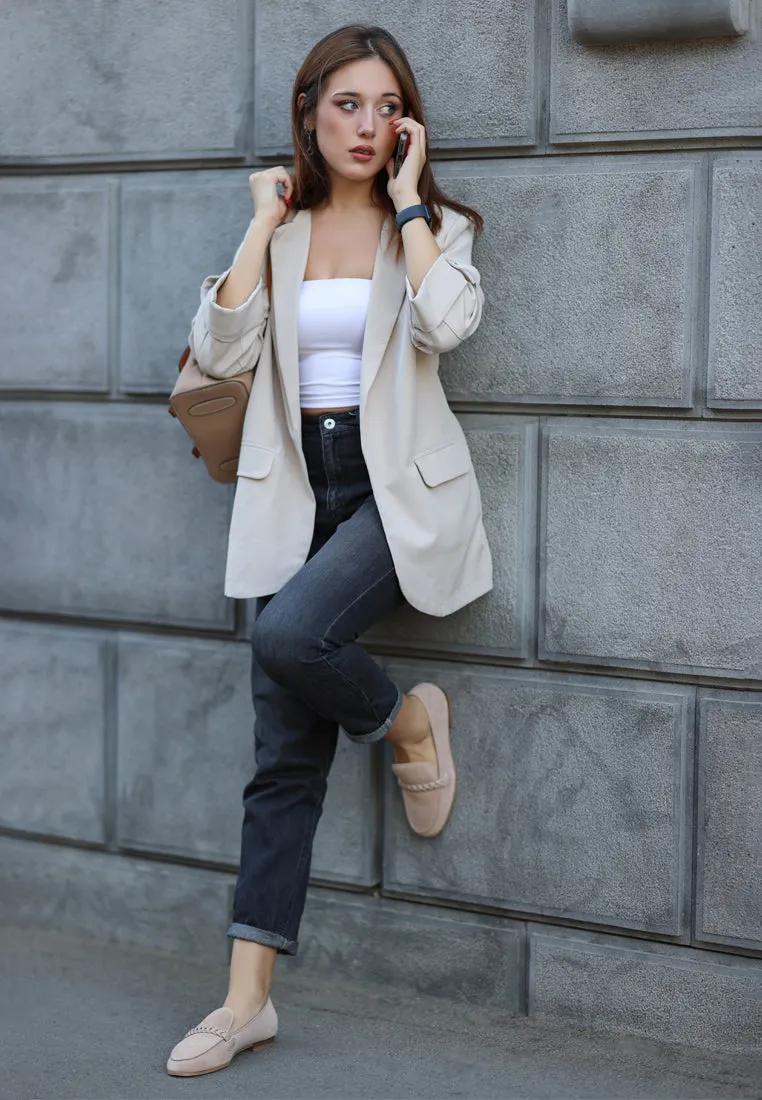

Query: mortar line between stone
[[535, 0, 552, 153], [102, 634, 119, 851]]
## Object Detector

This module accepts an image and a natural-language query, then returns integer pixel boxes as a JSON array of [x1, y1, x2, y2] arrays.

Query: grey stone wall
[[1, 0, 761, 1054]]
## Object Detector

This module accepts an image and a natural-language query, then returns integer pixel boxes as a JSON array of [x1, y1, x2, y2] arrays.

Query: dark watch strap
[[395, 203, 432, 231]]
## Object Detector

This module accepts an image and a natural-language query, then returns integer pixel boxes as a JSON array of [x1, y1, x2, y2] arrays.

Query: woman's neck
[[317, 172, 379, 214]]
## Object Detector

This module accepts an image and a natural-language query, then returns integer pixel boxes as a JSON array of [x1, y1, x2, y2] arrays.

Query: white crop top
[[297, 278, 372, 408]]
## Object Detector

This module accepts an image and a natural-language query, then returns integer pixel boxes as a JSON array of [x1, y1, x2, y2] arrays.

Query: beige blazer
[[188, 203, 493, 617]]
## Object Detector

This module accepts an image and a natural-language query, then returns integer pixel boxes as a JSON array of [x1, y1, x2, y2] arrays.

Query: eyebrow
[[331, 90, 402, 100]]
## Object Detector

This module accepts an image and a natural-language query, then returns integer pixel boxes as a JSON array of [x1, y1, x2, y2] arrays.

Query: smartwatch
[[395, 203, 432, 231]]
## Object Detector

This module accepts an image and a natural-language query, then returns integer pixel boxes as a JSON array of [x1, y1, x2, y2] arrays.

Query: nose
[[357, 108, 375, 136]]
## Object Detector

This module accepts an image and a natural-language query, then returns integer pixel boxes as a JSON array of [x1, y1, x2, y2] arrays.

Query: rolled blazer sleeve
[[187, 219, 271, 379], [405, 211, 484, 355]]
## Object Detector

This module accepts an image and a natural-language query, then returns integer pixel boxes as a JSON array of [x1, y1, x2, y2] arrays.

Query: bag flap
[[413, 438, 472, 487]]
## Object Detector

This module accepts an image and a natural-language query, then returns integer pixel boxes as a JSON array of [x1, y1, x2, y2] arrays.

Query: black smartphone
[[393, 131, 410, 178]]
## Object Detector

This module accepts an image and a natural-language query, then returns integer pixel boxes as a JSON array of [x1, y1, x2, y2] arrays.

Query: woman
[[167, 23, 492, 1078]]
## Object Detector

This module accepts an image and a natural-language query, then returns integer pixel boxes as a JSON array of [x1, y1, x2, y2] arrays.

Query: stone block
[[707, 154, 762, 409], [0, 178, 112, 391], [0, 403, 234, 629], [119, 171, 256, 394], [551, 0, 762, 143], [253, 0, 537, 154], [568, 0, 751, 45], [383, 663, 693, 936], [0, 621, 106, 843], [116, 635, 252, 862], [295, 889, 525, 1013], [695, 690, 762, 951], [362, 416, 537, 657], [116, 634, 379, 884], [539, 419, 762, 678], [0, 1, 252, 162], [529, 926, 762, 1054], [0, 835, 235, 964], [435, 160, 698, 408]]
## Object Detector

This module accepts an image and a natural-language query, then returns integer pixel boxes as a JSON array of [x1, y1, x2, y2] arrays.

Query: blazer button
[[324, 418, 335, 429]]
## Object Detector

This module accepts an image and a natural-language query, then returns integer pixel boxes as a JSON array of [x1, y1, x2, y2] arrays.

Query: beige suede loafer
[[166, 999, 277, 1077], [391, 682, 456, 838]]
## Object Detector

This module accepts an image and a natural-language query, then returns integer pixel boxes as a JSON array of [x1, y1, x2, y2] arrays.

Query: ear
[[296, 92, 313, 128]]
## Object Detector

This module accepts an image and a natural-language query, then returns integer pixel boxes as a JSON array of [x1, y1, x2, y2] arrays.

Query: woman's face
[[310, 58, 404, 181]]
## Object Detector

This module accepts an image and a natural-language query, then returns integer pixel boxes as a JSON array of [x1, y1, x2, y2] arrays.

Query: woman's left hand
[[385, 116, 426, 207]]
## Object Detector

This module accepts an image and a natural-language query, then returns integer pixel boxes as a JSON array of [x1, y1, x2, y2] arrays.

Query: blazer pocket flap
[[237, 444, 276, 479], [414, 439, 472, 487]]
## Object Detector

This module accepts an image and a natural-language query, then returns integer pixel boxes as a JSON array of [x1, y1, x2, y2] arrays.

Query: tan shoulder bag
[[168, 256, 272, 483]]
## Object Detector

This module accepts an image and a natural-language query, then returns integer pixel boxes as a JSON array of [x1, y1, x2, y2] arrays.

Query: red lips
[[350, 145, 375, 155]]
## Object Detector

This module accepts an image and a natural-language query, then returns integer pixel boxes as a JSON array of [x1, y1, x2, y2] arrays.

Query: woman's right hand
[[249, 167, 293, 232]]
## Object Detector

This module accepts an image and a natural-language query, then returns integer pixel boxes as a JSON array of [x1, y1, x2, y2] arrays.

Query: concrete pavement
[[2, 924, 761, 1099]]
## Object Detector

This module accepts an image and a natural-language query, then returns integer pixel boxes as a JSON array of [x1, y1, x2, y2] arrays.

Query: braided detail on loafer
[[396, 772, 452, 792], [184, 1024, 230, 1041]]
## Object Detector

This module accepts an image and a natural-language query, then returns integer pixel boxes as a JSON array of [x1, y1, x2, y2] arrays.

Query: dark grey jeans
[[227, 406, 407, 954]]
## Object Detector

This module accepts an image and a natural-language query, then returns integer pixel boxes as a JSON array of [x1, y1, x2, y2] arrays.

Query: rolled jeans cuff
[[227, 921, 298, 956], [342, 686, 404, 745]]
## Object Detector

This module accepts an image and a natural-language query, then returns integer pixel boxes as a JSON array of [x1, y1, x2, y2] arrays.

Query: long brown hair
[[288, 24, 483, 259]]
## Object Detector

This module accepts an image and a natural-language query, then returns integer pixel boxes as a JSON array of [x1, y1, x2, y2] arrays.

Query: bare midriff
[[301, 405, 358, 416]]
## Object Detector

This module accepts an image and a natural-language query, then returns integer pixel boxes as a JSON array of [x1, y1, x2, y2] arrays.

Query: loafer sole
[[419, 687, 455, 837]]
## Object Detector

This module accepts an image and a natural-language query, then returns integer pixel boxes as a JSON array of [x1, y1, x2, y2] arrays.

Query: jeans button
[[324, 417, 335, 429]]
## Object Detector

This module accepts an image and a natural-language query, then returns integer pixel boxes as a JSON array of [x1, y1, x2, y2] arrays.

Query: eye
[[336, 100, 400, 115]]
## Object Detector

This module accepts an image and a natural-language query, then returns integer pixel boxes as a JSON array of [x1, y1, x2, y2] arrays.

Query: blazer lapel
[[269, 208, 310, 446], [269, 208, 407, 445], [360, 214, 407, 402]]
